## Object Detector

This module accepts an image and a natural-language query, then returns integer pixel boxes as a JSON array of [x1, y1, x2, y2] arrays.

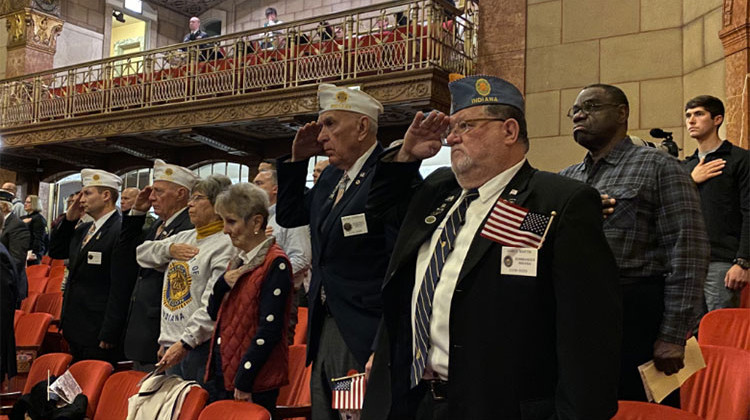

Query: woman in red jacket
[[204, 182, 293, 416]]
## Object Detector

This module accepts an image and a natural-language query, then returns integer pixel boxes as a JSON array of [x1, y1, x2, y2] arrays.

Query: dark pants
[[311, 313, 363, 420], [620, 278, 680, 407], [205, 342, 279, 417], [68, 341, 121, 366]]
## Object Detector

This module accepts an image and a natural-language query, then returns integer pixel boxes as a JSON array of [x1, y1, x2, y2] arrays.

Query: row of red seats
[[1, 345, 311, 419], [613, 308, 750, 420]]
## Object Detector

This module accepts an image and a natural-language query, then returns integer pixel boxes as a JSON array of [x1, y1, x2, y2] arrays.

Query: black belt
[[421, 379, 449, 401]]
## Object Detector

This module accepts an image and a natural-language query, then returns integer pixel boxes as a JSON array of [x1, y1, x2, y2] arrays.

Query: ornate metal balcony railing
[[0, 0, 476, 130]]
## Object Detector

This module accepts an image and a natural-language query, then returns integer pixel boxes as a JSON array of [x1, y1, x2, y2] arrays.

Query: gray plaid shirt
[[560, 137, 708, 344]]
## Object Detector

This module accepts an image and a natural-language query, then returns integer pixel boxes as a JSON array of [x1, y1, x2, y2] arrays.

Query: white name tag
[[341, 213, 368, 237], [87, 251, 102, 265], [500, 247, 538, 277]]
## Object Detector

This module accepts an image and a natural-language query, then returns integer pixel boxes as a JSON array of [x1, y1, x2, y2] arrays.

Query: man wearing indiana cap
[[276, 84, 393, 419], [49, 169, 124, 363], [363, 76, 621, 419], [114, 159, 198, 372]]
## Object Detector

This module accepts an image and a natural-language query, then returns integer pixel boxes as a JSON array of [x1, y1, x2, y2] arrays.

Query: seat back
[[27, 276, 49, 295], [681, 344, 750, 420], [176, 386, 209, 420], [294, 307, 308, 345], [48, 265, 66, 281], [15, 312, 52, 347], [198, 401, 271, 420], [40, 255, 52, 265], [19, 292, 39, 313], [21, 353, 72, 394], [45, 275, 65, 294], [69, 360, 113, 419], [14, 310, 23, 328], [50, 259, 65, 267], [33, 292, 63, 321], [278, 344, 311, 407], [25, 265, 49, 279], [612, 401, 704, 420], [741, 285, 750, 308], [93, 370, 146, 420], [698, 308, 750, 351]]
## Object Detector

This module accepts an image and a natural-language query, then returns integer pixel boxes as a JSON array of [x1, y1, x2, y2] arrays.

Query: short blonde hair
[[26, 195, 42, 212]]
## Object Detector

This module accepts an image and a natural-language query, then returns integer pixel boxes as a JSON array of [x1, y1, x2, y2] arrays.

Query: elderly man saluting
[[363, 75, 622, 420], [276, 84, 392, 419]]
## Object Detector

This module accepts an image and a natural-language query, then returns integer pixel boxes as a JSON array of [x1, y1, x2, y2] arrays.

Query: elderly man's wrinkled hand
[[653, 340, 685, 375], [292, 121, 324, 162], [397, 111, 449, 163]]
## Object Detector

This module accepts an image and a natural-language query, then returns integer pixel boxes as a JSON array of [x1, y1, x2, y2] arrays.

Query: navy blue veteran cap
[[448, 75, 525, 114], [0, 190, 13, 204]]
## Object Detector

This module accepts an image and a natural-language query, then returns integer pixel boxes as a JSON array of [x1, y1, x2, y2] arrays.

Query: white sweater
[[136, 225, 235, 348]]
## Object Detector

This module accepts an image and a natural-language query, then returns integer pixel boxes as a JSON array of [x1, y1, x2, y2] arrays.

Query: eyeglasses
[[444, 118, 506, 140], [188, 194, 208, 203], [566, 102, 622, 119]]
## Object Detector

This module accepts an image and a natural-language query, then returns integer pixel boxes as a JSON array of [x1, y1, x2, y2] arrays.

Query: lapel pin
[[509, 189, 518, 196], [354, 180, 361, 185], [343, 222, 352, 231], [446, 195, 455, 202], [425, 215, 436, 224], [96, 232, 101, 241]]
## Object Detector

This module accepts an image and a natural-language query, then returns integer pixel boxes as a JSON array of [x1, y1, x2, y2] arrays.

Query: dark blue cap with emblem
[[448, 75, 525, 115], [0, 190, 13, 203]]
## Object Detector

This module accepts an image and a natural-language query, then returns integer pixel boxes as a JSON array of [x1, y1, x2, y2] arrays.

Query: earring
[[254, 230, 259, 235]]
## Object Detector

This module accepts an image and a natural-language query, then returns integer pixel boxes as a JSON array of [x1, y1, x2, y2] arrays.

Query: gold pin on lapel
[[425, 215, 436, 224]]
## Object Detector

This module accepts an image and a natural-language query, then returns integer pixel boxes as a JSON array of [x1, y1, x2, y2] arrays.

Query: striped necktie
[[411, 189, 479, 388], [333, 173, 350, 206], [81, 223, 96, 248]]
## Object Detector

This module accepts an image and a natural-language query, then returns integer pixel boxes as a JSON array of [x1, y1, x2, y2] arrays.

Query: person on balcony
[[261, 7, 284, 50], [182, 16, 216, 61]]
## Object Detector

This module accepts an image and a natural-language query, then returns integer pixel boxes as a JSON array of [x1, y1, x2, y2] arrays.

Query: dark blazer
[[22, 211, 47, 259], [49, 212, 122, 348], [119, 210, 193, 363], [363, 158, 622, 420], [1, 212, 30, 300], [276, 144, 393, 366], [0, 243, 18, 381]]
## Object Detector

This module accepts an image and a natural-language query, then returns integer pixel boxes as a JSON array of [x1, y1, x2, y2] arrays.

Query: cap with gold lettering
[[448, 75, 525, 115], [81, 169, 123, 190], [153, 159, 199, 190], [318, 84, 384, 121]]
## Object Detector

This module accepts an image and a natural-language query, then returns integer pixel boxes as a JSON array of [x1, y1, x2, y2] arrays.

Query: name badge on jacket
[[341, 213, 368, 237], [500, 247, 537, 277], [87, 251, 102, 265]]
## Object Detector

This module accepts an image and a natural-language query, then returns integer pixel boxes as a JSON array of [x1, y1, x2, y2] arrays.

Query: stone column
[[1, 0, 63, 78], [476, 0, 526, 92], [719, 0, 750, 147]]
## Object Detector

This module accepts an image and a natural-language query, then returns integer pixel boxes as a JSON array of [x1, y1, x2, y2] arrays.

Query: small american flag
[[331, 373, 366, 410], [480, 199, 552, 249]]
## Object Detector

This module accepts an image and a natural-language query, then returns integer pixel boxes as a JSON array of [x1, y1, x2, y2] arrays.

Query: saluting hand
[[65, 193, 84, 221], [291, 122, 324, 162], [397, 111, 450, 163], [134, 186, 153, 212], [169, 243, 199, 260]]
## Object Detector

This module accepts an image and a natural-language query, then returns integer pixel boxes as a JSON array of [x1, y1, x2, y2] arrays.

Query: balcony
[[0, 0, 476, 178]]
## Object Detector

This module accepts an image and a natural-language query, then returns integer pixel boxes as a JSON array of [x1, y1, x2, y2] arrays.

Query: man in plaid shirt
[[560, 84, 708, 406]]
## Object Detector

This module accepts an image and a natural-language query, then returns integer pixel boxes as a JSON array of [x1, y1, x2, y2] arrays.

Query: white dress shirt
[[411, 158, 526, 380]]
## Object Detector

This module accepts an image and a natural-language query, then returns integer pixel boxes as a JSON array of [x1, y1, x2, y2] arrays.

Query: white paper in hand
[[638, 336, 706, 403], [49, 370, 82, 404]]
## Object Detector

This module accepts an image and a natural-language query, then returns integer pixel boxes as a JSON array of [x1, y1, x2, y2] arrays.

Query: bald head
[[120, 187, 140, 213], [1, 183, 17, 194]]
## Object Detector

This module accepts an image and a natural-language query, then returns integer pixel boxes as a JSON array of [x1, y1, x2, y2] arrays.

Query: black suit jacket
[[118, 210, 193, 362], [0, 243, 18, 380], [1, 213, 30, 300], [50, 212, 122, 347], [276, 145, 394, 366], [22, 212, 47, 259], [363, 157, 622, 420]]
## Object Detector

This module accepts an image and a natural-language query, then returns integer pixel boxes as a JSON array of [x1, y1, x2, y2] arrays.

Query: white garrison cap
[[318, 84, 383, 121], [153, 159, 199, 190], [81, 169, 122, 190]]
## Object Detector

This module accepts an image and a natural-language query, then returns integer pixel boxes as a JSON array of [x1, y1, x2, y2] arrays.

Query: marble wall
[[54, 22, 104, 69], [0, 18, 6, 80], [482, 0, 727, 172]]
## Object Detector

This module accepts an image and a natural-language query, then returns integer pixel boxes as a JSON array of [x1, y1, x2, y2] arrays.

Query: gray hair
[[215, 182, 269, 228], [192, 174, 232, 205]]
